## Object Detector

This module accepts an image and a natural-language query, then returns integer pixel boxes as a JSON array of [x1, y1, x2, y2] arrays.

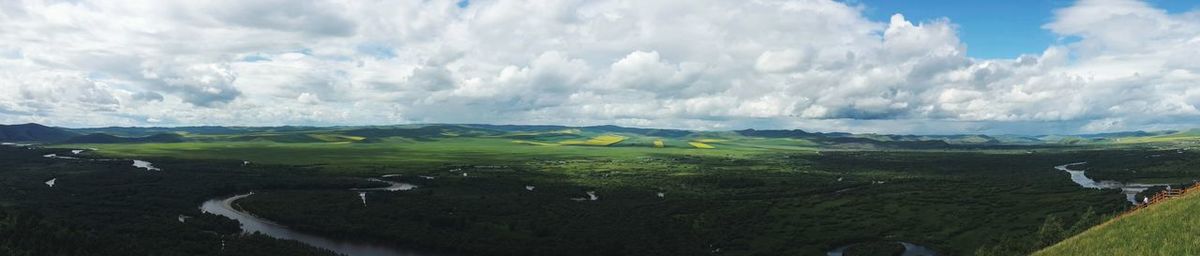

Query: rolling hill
[[62, 133, 186, 144], [1035, 192, 1200, 255], [0, 123, 79, 142], [4, 122, 1200, 149]]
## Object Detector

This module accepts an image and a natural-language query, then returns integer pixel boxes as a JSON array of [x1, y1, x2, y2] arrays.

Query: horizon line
[[2, 122, 1184, 137]]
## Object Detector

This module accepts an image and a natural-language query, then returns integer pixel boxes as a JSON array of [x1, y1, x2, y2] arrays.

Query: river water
[[132, 160, 160, 171], [200, 193, 435, 256], [1055, 162, 1166, 204], [821, 162, 1147, 255], [353, 178, 417, 192], [29, 146, 424, 255]]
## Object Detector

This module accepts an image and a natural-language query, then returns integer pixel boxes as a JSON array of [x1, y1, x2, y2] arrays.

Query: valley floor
[[1, 132, 1196, 255]]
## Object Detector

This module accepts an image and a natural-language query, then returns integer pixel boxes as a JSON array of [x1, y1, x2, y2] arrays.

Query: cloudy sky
[[1, 0, 1199, 134]]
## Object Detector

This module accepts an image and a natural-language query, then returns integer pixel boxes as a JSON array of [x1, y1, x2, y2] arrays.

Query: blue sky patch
[[852, 0, 1197, 59], [356, 42, 397, 59]]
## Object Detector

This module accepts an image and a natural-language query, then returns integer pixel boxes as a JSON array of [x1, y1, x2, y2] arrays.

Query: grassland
[[559, 134, 627, 146], [1036, 192, 1200, 255], [688, 141, 715, 149], [511, 140, 558, 146], [306, 134, 366, 142], [65, 136, 774, 173], [1111, 129, 1200, 144]]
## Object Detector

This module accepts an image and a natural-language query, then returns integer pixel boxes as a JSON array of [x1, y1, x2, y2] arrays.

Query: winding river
[[24, 146, 428, 255], [201, 192, 433, 256], [1055, 162, 1166, 204], [200, 176, 432, 256]]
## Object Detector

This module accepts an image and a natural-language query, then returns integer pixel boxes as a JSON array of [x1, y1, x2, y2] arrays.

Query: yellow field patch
[[307, 134, 367, 142], [689, 142, 715, 149], [560, 135, 627, 146], [693, 139, 725, 143], [653, 139, 665, 148]]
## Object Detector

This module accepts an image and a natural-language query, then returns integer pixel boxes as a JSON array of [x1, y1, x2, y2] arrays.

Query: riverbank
[[202, 193, 433, 256], [1055, 162, 1168, 204]]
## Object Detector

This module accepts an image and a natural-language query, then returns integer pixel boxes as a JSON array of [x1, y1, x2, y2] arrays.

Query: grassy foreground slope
[[1036, 192, 1200, 255]]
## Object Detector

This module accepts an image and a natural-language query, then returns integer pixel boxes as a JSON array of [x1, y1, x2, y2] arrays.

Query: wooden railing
[[1120, 182, 1200, 217]]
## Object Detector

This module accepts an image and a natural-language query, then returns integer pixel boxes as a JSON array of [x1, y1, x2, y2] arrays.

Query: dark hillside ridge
[[736, 129, 812, 138], [820, 137, 952, 149], [739, 129, 1018, 145], [1075, 131, 1161, 139], [343, 125, 503, 141], [466, 124, 694, 137], [0, 123, 79, 142], [581, 125, 693, 137], [69, 126, 321, 137], [462, 124, 574, 132], [62, 133, 185, 144]]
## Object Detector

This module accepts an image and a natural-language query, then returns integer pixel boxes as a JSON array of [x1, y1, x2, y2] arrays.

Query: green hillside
[[1036, 192, 1200, 255], [11, 122, 1200, 150], [62, 133, 185, 144], [0, 123, 78, 142]]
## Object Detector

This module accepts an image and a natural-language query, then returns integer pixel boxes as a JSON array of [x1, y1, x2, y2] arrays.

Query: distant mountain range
[[62, 133, 185, 144], [0, 123, 79, 142], [0, 123, 184, 144], [1, 123, 1196, 148]]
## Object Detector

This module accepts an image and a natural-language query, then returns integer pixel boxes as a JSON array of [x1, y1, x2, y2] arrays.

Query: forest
[[0, 146, 352, 256], [3, 122, 1199, 255], [5, 142, 1189, 255]]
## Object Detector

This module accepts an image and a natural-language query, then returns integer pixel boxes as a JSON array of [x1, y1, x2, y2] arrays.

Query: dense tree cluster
[[0, 144, 1189, 255], [0, 147, 350, 255]]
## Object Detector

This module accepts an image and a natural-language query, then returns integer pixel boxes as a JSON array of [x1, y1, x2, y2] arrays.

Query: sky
[[2, 0, 1200, 135], [854, 0, 1074, 59], [855, 0, 1198, 59]]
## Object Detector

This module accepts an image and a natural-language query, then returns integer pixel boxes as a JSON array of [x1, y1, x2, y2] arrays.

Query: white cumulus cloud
[[0, 0, 1198, 134]]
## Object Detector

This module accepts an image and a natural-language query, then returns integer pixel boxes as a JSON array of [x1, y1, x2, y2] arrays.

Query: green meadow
[[1036, 191, 1200, 255], [65, 137, 778, 173]]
